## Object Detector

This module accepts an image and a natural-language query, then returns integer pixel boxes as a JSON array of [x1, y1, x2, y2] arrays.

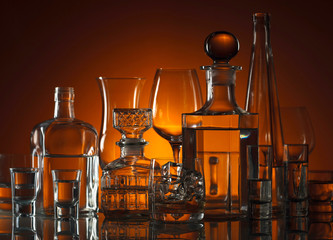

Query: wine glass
[[280, 106, 315, 154], [149, 68, 203, 163]]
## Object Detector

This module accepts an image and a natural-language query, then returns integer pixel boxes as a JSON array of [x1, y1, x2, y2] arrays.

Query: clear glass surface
[[308, 170, 333, 213], [0, 154, 35, 215], [54, 218, 79, 239], [97, 77, 146, 169], [149, 69, 203, 163], [280, 106, 315, 154], [150, 222, 205, 239], [30, 87, 99, 216], [245, 13, 285, 217], [101, 108, 152, 219], [284, 144, 309, 217], [12, 215, 38, 239], [149, 158, 205, 223], [101, 219, 149, 239], [247, 145, 272, 220], [182, 32, 258, 218], [52, 169, 81, 219], [10, 168, 39, 217]]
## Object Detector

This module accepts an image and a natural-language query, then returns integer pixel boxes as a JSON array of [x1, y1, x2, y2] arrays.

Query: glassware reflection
[[285, 217, 308, 239], [101, 218, 149, 239], [54, 218, 79, 240], [150, 222, 205, 239], [12, 215, 39, 239], [249, 219, 272, 239], [309, 213, 333, 239], [206, 221, 240, 239]]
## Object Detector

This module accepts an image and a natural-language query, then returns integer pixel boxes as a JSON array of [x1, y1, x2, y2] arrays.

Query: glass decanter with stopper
[[101, 108, 152, 219], [31, 87, 99, 216], [182, 31, 258, 219]]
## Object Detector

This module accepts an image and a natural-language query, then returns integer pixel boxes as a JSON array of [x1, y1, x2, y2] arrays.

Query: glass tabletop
[[0, 212, 330, 239]]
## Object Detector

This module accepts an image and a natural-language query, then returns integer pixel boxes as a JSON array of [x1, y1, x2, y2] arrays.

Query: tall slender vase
[[97, 77, 146, 169], [245, 13, 285, 216]]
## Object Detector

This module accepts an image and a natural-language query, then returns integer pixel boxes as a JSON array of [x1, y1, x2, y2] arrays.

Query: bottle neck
[[53, 87, 75, 119], [118, 139, 147, 158], [253, 13, 271, 50], [54, 100, 75, 119], [202, 66, 240, 112], [120, 145, 145, 158]]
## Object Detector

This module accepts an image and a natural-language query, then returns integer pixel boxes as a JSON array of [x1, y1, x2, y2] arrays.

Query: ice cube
[[161, 162, 184, 178]]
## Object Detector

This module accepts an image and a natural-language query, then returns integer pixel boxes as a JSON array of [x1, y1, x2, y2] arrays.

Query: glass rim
[[97, 76, 145, 80], [157, 68, 196, 71], [51, 169, 82, 173], [151, 157, 203, 161], [247, 145, 273, 148], [113, 108, 152, 112], [10, 167, 38, 173], [284, 143, 309, 147]]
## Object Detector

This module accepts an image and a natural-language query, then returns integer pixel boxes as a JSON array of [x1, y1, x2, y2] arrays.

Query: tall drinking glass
[[247, 145, 273, 220], [149, 69, 202, 163], [97, 77, 146, 168], [280, 107, 315, 153], [284, 144, 309, 217]]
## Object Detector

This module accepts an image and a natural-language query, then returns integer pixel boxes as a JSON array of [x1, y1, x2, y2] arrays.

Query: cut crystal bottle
[[31, 87, 99, 216], [182, 31, 258, 219], [245, 13, 285, 216], [101, 108, 152, 219]]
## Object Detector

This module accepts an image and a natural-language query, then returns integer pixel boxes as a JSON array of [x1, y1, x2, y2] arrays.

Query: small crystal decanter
[[182, 31, 259, 219], [101, 108, 152, 219]]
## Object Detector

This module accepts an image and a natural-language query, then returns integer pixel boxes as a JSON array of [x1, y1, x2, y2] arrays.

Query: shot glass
[[0, 154, 35, 214], [149, 158, 205, 223], [308, 170, 333, 213], [52, 169, 81, 219], [10, 168, 39, 216], [284, 144, 309, 217], [12, 215, 38, 239], [54, 218, 79, 239], [247, 145, 273, 219]]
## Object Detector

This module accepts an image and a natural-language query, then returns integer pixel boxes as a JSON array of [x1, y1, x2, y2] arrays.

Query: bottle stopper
[[204, 31, 239, 64]]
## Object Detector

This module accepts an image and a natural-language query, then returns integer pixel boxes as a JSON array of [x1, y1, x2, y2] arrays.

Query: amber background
[[0, 1, 332, 170]]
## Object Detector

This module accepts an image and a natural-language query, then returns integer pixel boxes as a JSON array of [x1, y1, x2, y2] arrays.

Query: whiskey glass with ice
[[149, 158, 205, 223]]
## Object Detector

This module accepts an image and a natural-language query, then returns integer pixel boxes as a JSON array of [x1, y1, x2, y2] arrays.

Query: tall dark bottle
[[182, 31, 258, 219], [245, 13, 285, 216]]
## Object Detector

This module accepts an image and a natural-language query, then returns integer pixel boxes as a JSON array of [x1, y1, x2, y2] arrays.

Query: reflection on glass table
[[1, 212, 333, 239], [0, 215, 99, 239]]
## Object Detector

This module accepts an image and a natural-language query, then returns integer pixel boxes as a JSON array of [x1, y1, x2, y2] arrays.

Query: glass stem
[[170, 142, 182, 164]]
